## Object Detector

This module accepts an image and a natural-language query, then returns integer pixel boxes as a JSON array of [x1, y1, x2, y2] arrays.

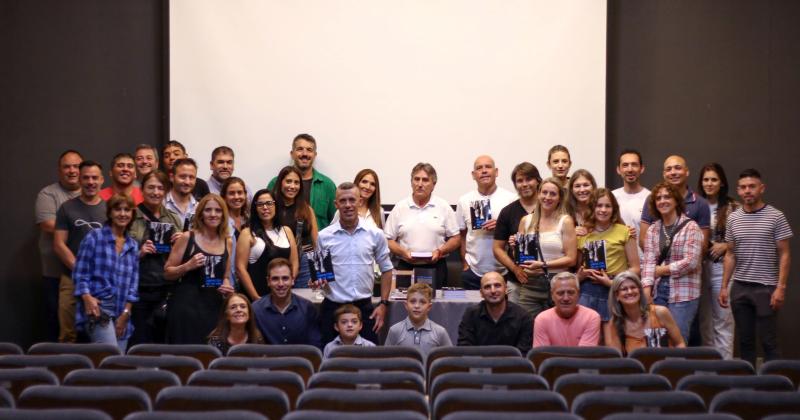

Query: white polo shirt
[[384, 195, 460, 253], [456, 187, 517, 276]]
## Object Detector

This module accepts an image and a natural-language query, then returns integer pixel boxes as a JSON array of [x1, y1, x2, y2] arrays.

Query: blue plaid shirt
[[72, 225, 139, 340]]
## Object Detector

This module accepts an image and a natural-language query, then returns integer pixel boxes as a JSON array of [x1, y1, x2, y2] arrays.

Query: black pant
[[129, 296, 168, 348], [395, 258, 449, 290], [43, 276, 60, 342], [319, 297, 377, 347], [731, 281, 780, 366]]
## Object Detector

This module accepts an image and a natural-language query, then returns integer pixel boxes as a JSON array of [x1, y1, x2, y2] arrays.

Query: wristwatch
[[379, 300, 390, 306], [541, 262, 549, 270]]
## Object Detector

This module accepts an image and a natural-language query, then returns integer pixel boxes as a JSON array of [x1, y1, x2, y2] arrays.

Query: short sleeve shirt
[[384, 195, 460, 253], [726, 205, 793, 286], [54, 197, 107, 272], [35, 182, 81, 277], [456, 187, 517, 275]]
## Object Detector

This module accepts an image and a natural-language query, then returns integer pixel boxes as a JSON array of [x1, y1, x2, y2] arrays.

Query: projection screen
[[170, 0, 607, 204]]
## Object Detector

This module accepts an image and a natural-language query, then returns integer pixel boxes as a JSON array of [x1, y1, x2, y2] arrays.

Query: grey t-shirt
[[54, 197, 107, 273], [35, 182, 81, 277]]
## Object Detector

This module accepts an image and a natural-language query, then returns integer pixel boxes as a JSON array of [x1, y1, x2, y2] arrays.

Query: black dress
[[166, 232, 228, 344], [247, 228, 292, 297]]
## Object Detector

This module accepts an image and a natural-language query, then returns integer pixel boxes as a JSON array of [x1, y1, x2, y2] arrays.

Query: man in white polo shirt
[[456, 155, 516, 290]]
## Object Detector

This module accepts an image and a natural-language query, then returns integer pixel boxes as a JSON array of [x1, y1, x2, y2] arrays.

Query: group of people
[[35, 135, 792, 366]]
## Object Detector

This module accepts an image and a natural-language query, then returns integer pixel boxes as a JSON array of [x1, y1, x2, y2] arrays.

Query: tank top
[[247, 228, 292, 297], [180, 232, 228, 287], [537, 214, 569, 273], [624, 305, 669, 356]]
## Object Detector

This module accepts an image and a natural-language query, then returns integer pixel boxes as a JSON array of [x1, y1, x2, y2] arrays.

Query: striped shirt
[[642, 215, 703, 303], [72, 225, 140, 340], [726, 205, 793, 286]]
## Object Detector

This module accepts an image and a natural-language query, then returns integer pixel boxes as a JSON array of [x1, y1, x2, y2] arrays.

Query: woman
[[546, 145, 572, 186], [331, 169, 385, 229], [605, 271, 685, 355], [221, 177, 249, 237], [516, 177, 577, 320], [207, 293, 265, 355], [128, 170, 182, 346], [273, 166, 318, 288], [73, 194, 139, 350], [164, 194, 234, 344], [236, 189, 299, 301], [566, 169, 597, 237], [577, 188, 640, 323], [641, 182, 703, 343], [698, 163, 738, 359]]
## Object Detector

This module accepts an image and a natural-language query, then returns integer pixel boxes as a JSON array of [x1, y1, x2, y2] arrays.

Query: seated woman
[[73, 194, 139, 351], [605, 271, 685, 355], [331, 168, 385, 229], [576, 188, 640, 324], [164, 194, 234, 344], [236, 189, 299, 301], [208, 293, 265, 355], [641, 181, 703, 342]]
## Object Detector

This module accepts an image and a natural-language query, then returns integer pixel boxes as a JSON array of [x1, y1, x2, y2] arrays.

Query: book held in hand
[[512, 233, 541, 264], [582, 239, 608, 271], [306, 248, 335, 282], [148, 221, 174, 254], [470, 199, 492, 229]]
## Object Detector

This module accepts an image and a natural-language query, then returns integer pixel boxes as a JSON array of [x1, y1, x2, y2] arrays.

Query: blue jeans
[[460, 269, 482, 290], [295, 253, 311, 288], [88, 317, 128, 351], [667, 298, 700, 344]]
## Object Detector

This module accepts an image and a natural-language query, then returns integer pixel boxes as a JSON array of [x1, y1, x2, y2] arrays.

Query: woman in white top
[[517, 177, 577, 319], [236, 189, 298, 301], [330, 168, 385, 229]]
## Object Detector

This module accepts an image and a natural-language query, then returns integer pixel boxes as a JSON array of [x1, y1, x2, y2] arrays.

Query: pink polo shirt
[[533, 305, 600, 347]]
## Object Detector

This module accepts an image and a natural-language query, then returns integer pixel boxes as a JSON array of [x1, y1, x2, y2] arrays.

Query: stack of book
[[442, 287, 467, 299]]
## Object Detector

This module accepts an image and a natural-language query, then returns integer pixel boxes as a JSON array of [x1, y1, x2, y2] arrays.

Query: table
[[293, 289, 483, 344]]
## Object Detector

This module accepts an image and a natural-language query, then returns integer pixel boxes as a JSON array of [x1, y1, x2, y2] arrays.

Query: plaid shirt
[[72, 225, 139, 340], [642, 215, 703, 303]]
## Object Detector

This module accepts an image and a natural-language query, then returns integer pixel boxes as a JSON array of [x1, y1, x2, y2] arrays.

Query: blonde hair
[[523, 177, 567, 234], [407, 283, 433, 301], [192, 194, 230, 237]]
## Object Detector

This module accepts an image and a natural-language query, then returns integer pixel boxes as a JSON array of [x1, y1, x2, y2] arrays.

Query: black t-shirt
[[494, 200, 532, 241], [301, 179, 312, 203], [193, 178, 210, 201], [54, 197, 107, 267]]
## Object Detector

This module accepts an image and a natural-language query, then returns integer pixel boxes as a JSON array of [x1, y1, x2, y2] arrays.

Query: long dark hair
[[272, 166, 313, 227], [221, 176, 250, 226], [354, 168, 383, 228], [697, 162, 736, 238], [249, 189, 282, 244], [208, 293, 264, 344]]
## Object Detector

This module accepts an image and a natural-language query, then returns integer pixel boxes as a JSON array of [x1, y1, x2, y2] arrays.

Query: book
[[470, 198, 492, 229], [582, 239, 608, 271], [512, 233, 541, 264], [147, 221, 174, 254], [413, 267, 436, 288], [306, 248, 335, 282]]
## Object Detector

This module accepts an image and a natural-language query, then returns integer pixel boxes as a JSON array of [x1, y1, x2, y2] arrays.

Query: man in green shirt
[[267, 133, 336, 229]]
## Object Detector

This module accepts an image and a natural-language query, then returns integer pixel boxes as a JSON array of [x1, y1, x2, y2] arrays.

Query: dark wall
[[607, 0, 800, 356], [2, 0, 798, 357], [0, 0, 165, 347]]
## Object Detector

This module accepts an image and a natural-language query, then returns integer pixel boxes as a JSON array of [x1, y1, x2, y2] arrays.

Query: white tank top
[[248, 228, 291, 264], [526, 214, 568, 273]]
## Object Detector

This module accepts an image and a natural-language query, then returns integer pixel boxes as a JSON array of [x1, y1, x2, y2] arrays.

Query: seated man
[[252, 258, 321, 348], [533, 272, 600, 347], [457, 271, 533, 354]]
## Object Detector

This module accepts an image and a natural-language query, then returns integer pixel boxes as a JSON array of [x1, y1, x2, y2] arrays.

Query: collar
[[208, 176, 223, 191], [478, 299, 510, 322], [403, 317, 432, 332], [332, 334, 366, 345], [331, 218, 365, 234], [265, 294, 297, 313], [100, 225, 136, 253], [166, 191, 197, 207], [684, 187, 698, 204], [407, 196, 436, 210]]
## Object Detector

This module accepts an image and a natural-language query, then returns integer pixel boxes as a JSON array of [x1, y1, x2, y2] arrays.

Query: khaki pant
[[58, 274, 77, 343]]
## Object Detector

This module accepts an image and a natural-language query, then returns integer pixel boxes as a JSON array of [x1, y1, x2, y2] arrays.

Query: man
[[385, 163, 461, 290], [493, 162, 541, 302], [53, 161, 107, 342], [252, 258, 322, 348], [99, 153, 143, 205], [268, 133, 336, 229], [35, 150, 83, 341], [639, 155, 710, 249], [314, 182, 394, 345], [456, 155, 517, 290], [719, 169, 792, 366], [164, 158, 199, 231], [612, 149, 649, 257], [134, 144, 159, 185], [208, 145, 252, 199], [161, 140, 209, 199], [532, 272, 600, 347], [457, 271, 533, 354]]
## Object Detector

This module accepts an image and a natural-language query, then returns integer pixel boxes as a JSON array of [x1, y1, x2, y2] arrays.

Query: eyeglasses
[[255, 200, 276, 208]]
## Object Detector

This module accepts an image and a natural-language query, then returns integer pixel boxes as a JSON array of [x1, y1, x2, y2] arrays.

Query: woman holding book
[[576, 188, 640, 323], [273, 166, 318, 288], [128, 170, 182, 346], [331, 168, 385, 229], [236, 189, 299, 301], [605, 271, 685, 355], [566, 169, 597, 237], [641, 181, 703, 343], [516, 177, 577, 320]]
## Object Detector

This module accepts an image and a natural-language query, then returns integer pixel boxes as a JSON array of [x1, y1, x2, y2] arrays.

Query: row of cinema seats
[[0, 342, 799, 419]]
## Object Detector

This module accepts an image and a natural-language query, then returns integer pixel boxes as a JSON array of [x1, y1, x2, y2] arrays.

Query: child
[[385, 283, 452, 355], [323, 304, 376, 358]]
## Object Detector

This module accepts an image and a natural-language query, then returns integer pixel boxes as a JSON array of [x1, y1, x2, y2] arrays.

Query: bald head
[[663, 155, 690, 190], [479, 271, 507, 306], [472, 155, 499, 193]]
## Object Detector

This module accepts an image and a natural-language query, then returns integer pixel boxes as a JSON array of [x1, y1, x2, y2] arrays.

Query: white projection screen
[[170, 0, 606, 204]]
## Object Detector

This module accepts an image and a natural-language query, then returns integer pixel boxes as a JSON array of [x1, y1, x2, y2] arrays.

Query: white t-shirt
[[456, 187, 517, 276], [613, 186, 650, 259]]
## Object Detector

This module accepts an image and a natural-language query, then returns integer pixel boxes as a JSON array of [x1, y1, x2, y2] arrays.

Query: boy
[[385, 283, 452, 355], [323, 304, 376, 358]]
